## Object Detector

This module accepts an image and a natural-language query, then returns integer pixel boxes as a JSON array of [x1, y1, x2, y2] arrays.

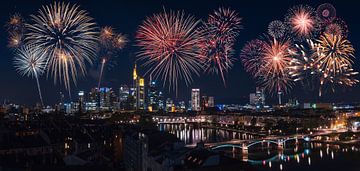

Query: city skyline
[[1, 0, 360, 106]]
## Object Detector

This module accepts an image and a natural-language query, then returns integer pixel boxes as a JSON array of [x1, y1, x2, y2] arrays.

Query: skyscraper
[[249, 87, 266, 108], [100, 87, 111, 111], [119, 85, 130, 110], [147, 80, 159, 112], [201, 95, 209, 111], [78, 91, 85, 113], [191, 89, 200, 111], [133, 64, 146, 110], [208, 96, 215, 107]]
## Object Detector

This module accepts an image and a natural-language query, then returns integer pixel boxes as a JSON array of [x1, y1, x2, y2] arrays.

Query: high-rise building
[[147, 80, 159, 112], [191, 89, 200, 111], [78, 91, 85, 113], [158, 91, 164, 110], [201, 95, 209, 110], [133, 64, 146, 110], [165, 98, 174, 112], [249, 87, 266, 108], [119, 85, 130, 110], [208, 96, 215, 107], [89, 88, 100, 110], [177, 101, 186, 112], [100, 87, 111, 111]]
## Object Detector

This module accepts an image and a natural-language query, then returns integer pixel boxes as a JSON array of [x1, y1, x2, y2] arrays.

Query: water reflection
[[159, 123, 255, 145]]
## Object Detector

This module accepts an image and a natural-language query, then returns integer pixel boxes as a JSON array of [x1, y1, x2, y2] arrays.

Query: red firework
[[208, 7, 242, 42], [199, 7, 242, 85], [136, 9, 204, 91], [258, 37, 294, 94], [240, 39, 266, 77], [286, 5, 319, 39]]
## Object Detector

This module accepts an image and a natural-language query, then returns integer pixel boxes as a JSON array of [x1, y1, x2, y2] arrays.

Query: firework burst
[[240, 39, 266, 77], [14, 45, 47, 105], [199, 7, 241, 85], [208, 7, 242, 42], [258, 37, 294, 94], [268, 20, 287, 39], [25, 2, 99, 95], [6, 14, 26, 48], [313, 33, 355, 77], [286, 5, 319, 40], [136, 9, 204, 91], [323, 18, 348, 38], [98, 26, 127, 88], [316, 3, 336, 22]]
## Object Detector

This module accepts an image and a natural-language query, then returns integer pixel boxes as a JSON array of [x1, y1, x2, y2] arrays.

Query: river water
[[159, 123, 360, 171]]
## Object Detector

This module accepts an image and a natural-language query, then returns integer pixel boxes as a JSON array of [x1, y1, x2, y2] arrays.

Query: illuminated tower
[[191, 89, 200, 111], [147, 79, 159, 112], [133, 64, 146, 110]]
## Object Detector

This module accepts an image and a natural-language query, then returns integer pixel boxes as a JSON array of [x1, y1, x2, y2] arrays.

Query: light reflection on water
[[159, 123, 256, 145], [159, 123, 360, 171]]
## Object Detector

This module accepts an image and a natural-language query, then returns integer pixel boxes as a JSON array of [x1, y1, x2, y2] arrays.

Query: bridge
[[210, 135, 311, 150]]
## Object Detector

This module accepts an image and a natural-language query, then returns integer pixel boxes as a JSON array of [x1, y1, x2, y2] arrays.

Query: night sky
[[1, 0, 359, 106]]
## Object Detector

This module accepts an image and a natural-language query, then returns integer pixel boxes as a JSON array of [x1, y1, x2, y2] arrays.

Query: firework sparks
[[313, 33, 355, 77], [316, 3, 336, 22], [268, 20, 287, 39], [286, 5, 319, 39], [26, 2, 99, 95], [136, 9, 204, 91], [7, 32, 23, 48], [14, 45, 47, 105], [6, 14, 25, 48], [98, 26, 127, 88], [259, 37, 294, 94], [199, 7, 241, 85], [208, 7, 242, 42], [240, 39, 266, 77], [324, 18, 348, 37]]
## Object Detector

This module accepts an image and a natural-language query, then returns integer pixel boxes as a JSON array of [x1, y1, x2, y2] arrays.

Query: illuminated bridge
[[210, 136, 311, 151]]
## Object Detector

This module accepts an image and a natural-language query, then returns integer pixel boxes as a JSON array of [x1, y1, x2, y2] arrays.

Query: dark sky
[[1, 0, 359, 106]]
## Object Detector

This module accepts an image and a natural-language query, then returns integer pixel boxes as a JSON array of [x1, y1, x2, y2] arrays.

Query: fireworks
[[14, 45, 47, 105], [316, 3, 336, 22], [259, 37, 294, 93], [98, 26, 127, 88], [286, 5, 319, 40], [208, 7, 242, 42], [324, 18, 348, 37], [313, 33, 355, 76], [240, 39, 266, 76], [268, 20, 287, 39], [199, 7, 241, 85], [6, 14, 25, 48], [26, 2, 99, 94], [7, 32, 23, 48], [136, 9, 203, 91]]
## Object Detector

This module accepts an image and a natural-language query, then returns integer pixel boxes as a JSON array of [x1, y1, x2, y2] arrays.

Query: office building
[[191, 89, 200, 111], [78, 91, 85, 113], [208, 96, 215, 107], [147, 80, 159, 112], [133, 64, 146, 110]]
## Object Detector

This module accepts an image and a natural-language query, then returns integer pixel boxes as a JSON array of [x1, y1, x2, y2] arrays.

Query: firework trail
[[97, 26, 127, 88], [25, 2, 99, 96], [200, 7, 242, 85], [14, 45, 47, 105], [136, 9, 204, 92]]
